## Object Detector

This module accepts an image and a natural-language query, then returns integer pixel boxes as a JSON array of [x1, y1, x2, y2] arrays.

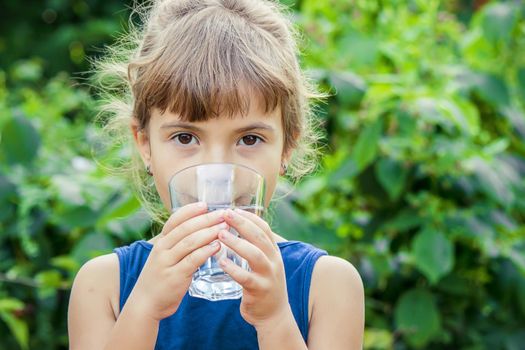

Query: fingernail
[[218, 222, 229, 230], [219, 258, 229, 267], [219, 229, 231, 240], [210, 240, 220, 248], [226, 209, 235, 220]]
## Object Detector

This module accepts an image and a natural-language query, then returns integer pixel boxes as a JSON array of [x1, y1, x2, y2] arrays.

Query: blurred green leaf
[[35, 270, 63, 289], [470, 71, 510, 108], [51, 255, 80, 274], [0, 174, 17, 224], [340, 31, 379, 67], [382, 209, 424, 232], [517, 68, 525, 103], [394, 288, 442, 349], [437, 97, 480, 136], [329, 71, 367, 110], [10, 59, 43, 82], [53, 205, 100, 230], [464, 156, 515, 208], [412, 227, 454, 284], [375, 158, 408, 201], [502, 107, 525, 139], [50, 175, 86, 207], [0, 115, 40, 166], [481, 3, 518, 44], [351, 117, 383, 171], [97, 192, 142, 228], [72, 232, 113, 264], [517, 275, 525, 317], [505, 246, 525, 275], [0, 298, 28, 350], [364, 328, 393, 349], [328, 157, 359, 184], [269, 198, 341, 251]]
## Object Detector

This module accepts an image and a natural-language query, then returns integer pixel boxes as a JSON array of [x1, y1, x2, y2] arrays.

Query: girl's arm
[[68, 203, 227, 350], [217, 209, 364, 349], [306, 255, 365, 349], [250, 255, 364, 350], [67, 253, 160, 350]]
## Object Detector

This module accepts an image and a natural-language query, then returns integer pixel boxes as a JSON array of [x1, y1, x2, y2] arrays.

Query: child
[[67, 0, 364, 349]]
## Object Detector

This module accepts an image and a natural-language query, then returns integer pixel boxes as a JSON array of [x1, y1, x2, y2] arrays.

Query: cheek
[[149, 145, 181, 212], [264, 182, 275, 209], [244, 154, 284, 209], [262, 168, 280, 209], [153, 173, 172, 212]]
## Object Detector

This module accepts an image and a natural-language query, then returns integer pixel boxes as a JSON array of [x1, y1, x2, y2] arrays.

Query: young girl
[[67, 0, 364, 349]]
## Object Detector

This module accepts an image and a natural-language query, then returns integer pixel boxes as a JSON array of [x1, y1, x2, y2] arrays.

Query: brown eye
[[173, 133, 197, 145], [239, 135, 261, 146]]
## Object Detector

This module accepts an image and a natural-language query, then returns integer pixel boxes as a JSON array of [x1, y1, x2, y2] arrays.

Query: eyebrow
[[160, 121, 275, 134], [160, 122, 200, 132]]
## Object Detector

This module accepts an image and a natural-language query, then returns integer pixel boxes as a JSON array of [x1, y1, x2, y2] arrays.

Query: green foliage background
[[1, 0, 524, 349]]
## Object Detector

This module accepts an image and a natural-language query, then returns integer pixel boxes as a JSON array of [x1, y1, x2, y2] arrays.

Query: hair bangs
[[161, 70, 285, 123]]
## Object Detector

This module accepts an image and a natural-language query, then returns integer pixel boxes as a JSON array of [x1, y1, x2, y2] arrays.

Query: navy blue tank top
[[114, 240, 327, 349]]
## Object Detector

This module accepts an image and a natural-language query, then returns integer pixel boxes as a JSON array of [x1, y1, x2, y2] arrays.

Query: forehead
[[151, 90, 282, 129]]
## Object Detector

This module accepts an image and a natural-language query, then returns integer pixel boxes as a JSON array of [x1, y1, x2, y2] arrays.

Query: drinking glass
[[168, 163, 265, 301]]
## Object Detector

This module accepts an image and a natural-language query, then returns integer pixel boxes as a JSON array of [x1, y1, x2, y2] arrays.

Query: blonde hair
[[90, 0, 326, 228]]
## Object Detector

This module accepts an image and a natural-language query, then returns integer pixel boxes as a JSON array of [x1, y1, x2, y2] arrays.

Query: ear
[[279, 148, 293, 176], [130, 118, 151, 166], [281, 147, 292, 166]]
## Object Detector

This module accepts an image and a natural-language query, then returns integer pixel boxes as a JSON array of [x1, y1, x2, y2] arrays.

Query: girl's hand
[[127, 202, 227, 321], [218, 209, 291, 329]]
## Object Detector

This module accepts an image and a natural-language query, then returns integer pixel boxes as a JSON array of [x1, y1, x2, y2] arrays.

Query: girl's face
[[131, 95, 289, 211]]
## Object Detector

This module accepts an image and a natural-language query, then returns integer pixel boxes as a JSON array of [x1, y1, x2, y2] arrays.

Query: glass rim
[[168, 162, 265, 185]]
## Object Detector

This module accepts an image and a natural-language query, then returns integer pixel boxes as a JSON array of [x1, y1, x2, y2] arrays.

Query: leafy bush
[[0, 0, 127, 78], [0, 63, 149, 349], [0, 1, 524, 349], [277, 1, 525, 348]]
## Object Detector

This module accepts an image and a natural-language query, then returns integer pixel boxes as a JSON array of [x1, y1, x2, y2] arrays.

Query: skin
[[67, 94, 365, 349]]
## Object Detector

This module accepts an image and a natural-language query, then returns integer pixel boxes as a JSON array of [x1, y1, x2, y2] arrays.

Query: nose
[[201, 145, 234, 164]]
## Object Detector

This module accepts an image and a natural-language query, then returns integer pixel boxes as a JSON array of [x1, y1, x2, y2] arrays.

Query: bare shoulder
[[75, 252, 119, 276], [310, 255, 364, 310], [72, 253, 120, 313], [307, 255, 365, 350], [312, 255, 363, 290], [71, 253, 120, 302], [68, 253, 120, 349]]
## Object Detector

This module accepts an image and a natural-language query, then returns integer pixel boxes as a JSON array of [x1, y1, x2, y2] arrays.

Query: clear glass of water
[[168, 163, 265, 301]]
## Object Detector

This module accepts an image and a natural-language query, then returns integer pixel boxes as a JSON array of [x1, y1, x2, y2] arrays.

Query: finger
[[218, 256, 261, 291], [234, 208, 275, 244], [223, 209, 277, 259], [218, 229, 271, 273], [169, 221, 229, 264], [160, 202, 208, 236], [160, 208, 226, 250], [176, 240, 222, 278]]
